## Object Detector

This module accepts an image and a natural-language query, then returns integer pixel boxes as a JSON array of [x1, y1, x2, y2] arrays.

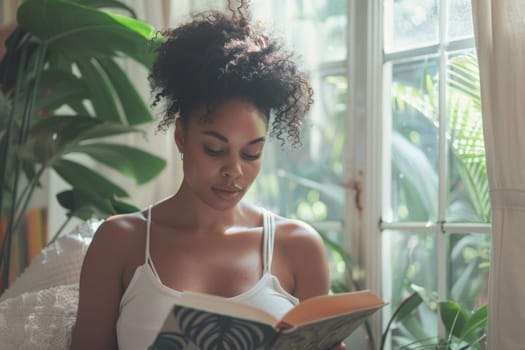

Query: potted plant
[[0, 0, 166, 292]]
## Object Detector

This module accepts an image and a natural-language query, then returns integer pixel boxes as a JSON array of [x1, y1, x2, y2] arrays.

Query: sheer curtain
[[471, 1, 525, 348]]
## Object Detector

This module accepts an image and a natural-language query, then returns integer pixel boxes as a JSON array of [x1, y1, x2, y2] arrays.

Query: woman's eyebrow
[[248, 136, 266, 145], [203, 130, 228, 142], [202, 131, 266, 144]]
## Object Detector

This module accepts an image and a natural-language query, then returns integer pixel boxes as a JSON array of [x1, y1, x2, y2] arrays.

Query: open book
[[149, 290, 385, 350]]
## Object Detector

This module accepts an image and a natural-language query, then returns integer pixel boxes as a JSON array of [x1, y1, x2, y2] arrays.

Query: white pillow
[[0, 219, 102, 302], [0, 283, 79, 350]]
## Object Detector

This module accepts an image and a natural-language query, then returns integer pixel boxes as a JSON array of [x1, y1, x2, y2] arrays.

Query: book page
[[272, 308, 378, 350], [281, 290, 385, 326]]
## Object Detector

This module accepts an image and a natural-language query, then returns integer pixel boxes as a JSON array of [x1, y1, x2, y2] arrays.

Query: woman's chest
[[154, 238, 264, 296], [124, 229, 287, 297]]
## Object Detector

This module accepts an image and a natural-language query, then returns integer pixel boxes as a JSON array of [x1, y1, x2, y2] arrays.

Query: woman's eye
[[242, 153, 261, 161], [204, 146, 224, 156]]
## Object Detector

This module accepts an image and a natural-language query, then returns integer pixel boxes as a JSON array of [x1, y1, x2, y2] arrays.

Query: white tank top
[[116, 207, 299, 350]]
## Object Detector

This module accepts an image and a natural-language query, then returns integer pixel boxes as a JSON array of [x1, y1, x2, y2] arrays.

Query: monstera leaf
[[0, 0, 166, 290]]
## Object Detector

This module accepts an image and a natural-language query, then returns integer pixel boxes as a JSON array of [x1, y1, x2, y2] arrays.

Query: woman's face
[[176, 98, 267, 210]]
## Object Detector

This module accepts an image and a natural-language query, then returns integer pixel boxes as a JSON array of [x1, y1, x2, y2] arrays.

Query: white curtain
[[471, 1, 525, 348]]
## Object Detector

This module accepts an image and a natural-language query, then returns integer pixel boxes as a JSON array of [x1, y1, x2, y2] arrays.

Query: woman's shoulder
[[241, 203, 321, 245], [269, 211, 324, 251], [269, 211, 330, 298], [272, 212, 320, 237], [90, 210, 148, 250]]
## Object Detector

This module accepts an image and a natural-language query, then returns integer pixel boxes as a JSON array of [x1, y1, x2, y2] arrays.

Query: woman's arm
[[280, 219, 346, 350], [70, 220, 127, 350], [283, 222, 330, 301]]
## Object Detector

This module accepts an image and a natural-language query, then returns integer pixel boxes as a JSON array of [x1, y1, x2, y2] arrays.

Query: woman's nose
[[220, 156, 243, 178]]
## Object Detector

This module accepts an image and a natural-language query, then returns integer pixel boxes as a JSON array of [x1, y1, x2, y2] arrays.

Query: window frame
[[345, 0, 385, 342]]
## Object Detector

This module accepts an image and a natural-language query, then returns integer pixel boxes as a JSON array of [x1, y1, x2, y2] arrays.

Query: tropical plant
[[447, 54, 489, 223], [380, 286, 487, 350], [0, 0, 166, 291]]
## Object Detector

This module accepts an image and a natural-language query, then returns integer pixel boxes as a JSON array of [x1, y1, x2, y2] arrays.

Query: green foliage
[[319, 232, 355, 293], [438, 301, 488, 349], [447, 54, 489, 223], [0, 0, 166, 289], [378, 287, 487, 350]]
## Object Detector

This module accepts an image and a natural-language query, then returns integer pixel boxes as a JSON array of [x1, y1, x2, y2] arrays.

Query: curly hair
[[149, 1, 313, 147]]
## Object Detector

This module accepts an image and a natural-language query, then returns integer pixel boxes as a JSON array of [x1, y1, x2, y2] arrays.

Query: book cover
[[149, 290, 385, 350]]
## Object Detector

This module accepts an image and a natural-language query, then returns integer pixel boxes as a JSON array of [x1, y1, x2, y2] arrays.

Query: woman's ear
[[174, 118, 185, 153]]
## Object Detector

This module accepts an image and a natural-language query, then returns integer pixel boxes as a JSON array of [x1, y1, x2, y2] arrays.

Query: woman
[[70, 2, 345, 349]]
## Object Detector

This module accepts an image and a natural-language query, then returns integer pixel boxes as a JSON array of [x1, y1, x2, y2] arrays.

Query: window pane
[[447, 0, 474, 40], [382, 230, 438, 348], [251, 0, 347, 66], [384, 0, 439, 52], [446, 51, 489, 223], [447, 233, 490, 309], [389, 57, 439, 222]]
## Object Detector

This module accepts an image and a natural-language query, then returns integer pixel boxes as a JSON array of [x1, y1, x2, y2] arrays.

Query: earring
[[179, 152, 184, 160]]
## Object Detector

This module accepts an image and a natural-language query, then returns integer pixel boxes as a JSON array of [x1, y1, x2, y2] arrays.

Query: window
[[379, 0, 490, 348]]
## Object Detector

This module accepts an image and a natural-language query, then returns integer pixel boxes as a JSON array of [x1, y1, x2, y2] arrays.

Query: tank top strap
[[262, 209, 276, 274], [145, 205, 161, 280]]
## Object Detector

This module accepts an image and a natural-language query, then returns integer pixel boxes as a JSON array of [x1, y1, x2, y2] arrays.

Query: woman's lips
[[212, 186, 243, 200]]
